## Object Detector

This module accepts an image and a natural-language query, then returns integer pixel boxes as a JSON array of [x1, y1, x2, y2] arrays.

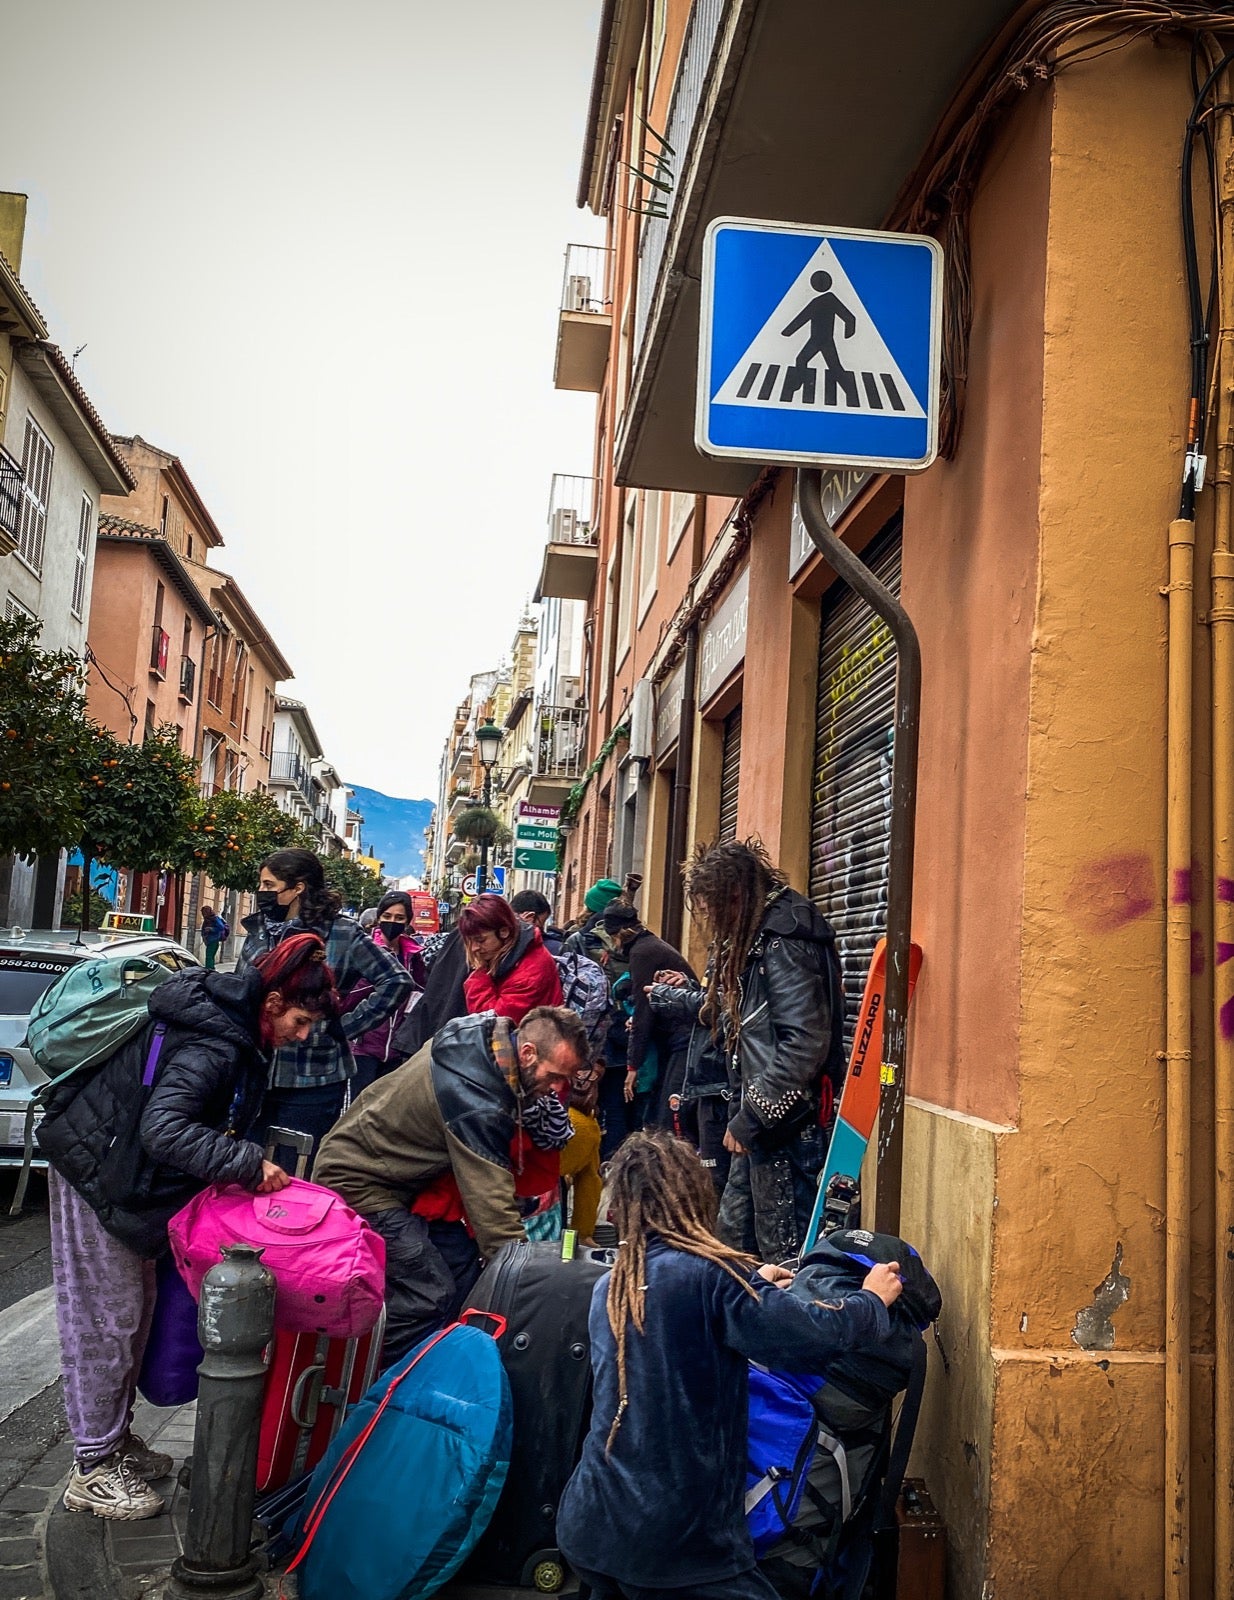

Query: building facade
[[0, 195, 136, 926], [548, 4, 1234, 1595]]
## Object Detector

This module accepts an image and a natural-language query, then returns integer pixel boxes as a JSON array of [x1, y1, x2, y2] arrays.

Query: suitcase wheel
[[522, 1551, 566, 1592]]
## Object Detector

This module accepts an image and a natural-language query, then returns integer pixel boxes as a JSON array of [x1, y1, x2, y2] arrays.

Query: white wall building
[[0, 209, 136, 925]]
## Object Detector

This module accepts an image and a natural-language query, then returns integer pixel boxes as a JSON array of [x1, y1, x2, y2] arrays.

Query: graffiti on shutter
[[810, 517, 903, 1047], [718, 705, 742, 842]]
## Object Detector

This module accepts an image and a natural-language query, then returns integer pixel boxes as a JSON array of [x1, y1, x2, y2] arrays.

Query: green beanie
[[584, 878, 623, 916]]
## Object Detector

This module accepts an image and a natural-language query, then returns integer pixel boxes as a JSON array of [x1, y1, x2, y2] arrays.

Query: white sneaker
[[62, 1454, 165, 1520]]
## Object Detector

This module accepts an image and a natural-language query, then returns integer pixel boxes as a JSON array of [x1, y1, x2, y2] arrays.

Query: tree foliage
[[177, 789, 314, 890], [321, 852, 386, 912], [80, 726, 200, 871], [0, 614, 89, 860]]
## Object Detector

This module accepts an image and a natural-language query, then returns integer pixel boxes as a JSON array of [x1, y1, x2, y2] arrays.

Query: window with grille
[[71, 496, 92, 619], [17, 416, 53, 576]]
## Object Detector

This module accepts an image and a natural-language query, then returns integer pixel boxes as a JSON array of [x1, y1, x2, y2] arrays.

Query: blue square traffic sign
[[696, 217, 943, 472]]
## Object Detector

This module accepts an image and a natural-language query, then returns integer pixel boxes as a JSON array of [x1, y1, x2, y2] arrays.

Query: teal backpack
[[12, 954, 174, 1215]]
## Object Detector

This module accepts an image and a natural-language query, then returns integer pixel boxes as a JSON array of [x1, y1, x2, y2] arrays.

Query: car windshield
[[0, 961, 74, 1016]]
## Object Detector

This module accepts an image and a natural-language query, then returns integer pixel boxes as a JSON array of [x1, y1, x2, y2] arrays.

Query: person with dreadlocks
[[38, 932, 339, 1522], [313, 1004, 589, 1363], [683, 838, 845, 1264], [556, 1131, 900, 1598]]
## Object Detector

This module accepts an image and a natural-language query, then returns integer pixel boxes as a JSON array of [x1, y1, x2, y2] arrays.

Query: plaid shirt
[[238, 913, 413, 1090]]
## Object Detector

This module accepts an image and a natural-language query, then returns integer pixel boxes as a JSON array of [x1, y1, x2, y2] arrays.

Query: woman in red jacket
[[461, 894, 563, 1023]]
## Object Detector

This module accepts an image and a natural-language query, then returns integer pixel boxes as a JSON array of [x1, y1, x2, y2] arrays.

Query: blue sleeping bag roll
[[293, 1322, 513, 1600]]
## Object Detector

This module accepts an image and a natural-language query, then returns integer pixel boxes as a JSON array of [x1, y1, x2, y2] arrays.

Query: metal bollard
[[166, 1243, 276, 1600]]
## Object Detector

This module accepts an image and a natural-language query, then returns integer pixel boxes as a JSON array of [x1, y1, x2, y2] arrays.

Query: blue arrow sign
[[696, 218, 943, 472]]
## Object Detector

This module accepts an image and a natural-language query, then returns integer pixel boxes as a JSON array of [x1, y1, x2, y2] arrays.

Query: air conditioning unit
[[565, 274, 593, 313], [550, 507, 579, 544], [559, 676, 583, 707]]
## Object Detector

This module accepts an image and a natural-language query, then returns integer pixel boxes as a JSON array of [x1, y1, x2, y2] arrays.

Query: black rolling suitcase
[[462, 1237, 615, 1593]]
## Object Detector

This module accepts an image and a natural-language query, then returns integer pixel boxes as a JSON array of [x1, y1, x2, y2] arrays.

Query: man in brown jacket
[[315, 1004, 587, 1362]]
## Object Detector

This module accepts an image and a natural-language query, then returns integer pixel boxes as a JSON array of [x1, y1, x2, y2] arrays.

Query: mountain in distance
[[347, 785, 434, 880]]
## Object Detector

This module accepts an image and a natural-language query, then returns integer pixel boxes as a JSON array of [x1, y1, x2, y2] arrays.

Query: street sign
[[514, 845, 558, 871], [462, 865, 506, 896], [515, 824, 559, 845], [517, 802, 560, 821], [696, 217, 943, 472]]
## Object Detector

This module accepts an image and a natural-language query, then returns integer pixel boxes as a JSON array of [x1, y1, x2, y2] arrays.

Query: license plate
[[3, 1110, 34, 1147], [0, 1057, 12, 1087]]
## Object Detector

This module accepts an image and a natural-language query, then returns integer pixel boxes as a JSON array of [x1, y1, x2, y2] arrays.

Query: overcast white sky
[[1, 0, 602, 801]]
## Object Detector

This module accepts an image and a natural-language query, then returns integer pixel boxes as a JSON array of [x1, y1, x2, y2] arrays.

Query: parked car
[[0, 929, 199, 1174]]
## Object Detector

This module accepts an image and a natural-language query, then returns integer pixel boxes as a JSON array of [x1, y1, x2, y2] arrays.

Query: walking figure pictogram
[[780, 271, 859, 406]]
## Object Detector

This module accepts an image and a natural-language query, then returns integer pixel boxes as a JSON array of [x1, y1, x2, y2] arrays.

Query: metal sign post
[[697, 215, 941, 1233]]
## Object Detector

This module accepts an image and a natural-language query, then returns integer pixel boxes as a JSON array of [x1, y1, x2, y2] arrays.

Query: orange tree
[[177, 789, 313, 891], [80, 725, 199, 883], [0, 614, 90, 861]]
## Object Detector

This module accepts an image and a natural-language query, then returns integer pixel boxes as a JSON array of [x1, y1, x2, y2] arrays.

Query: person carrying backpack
[[556, 1130, 901, 1600], [199, 904, 228, 971], [36, 933, 340, 1522], [683, 839, 846, 1265]]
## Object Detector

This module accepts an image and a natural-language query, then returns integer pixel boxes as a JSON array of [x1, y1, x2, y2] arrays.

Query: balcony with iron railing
[[0, 446, 22, 557], [535, 474, 599, 605], [553, 242, 613, 393], [269, 748, 313, 801], [178, 655, 196, 703], [526, 702, 588, 807], [450, 737, 475, 777]]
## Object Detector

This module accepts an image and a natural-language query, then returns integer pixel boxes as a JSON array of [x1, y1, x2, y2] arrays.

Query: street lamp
[[475, 720, 502, 894]]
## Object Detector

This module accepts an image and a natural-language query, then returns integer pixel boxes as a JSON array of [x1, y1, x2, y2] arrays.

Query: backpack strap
[[816, 1426, 853, 1522], [141, 1024, 167, 1086], [877, 1333, 927, 1527]]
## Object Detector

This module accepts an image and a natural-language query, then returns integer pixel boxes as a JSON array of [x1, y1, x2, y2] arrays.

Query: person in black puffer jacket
[[683, 839, 845, 1265], [37, 934, 339, 1525]]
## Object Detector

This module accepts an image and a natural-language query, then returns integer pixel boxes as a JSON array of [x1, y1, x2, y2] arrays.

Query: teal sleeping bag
[[293, 1322, 513, 1600]]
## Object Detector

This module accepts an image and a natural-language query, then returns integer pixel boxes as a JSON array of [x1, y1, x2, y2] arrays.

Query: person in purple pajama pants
[[37, 934, 339, 1522]]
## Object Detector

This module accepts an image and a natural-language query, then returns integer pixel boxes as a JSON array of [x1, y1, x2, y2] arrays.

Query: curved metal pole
[[797, 468, 922, 1234]]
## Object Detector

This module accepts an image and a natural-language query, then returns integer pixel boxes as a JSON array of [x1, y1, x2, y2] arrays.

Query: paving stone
[[0, 1539, 40, 1565], [109, 1533, 180, 1567], [0, 1488, 46, 1515], [0, 1567, 42, 1600], [17, 1460, 67, 1489], [0, 1516, 36, 1540]]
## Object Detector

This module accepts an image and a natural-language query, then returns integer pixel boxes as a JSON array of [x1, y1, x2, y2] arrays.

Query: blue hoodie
[[557, 1238, 890, 1588]]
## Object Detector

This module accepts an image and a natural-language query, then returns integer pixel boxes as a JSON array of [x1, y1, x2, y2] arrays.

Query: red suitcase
[[256, 1316, 385, 1492], [253, 1126, 387, 1493]]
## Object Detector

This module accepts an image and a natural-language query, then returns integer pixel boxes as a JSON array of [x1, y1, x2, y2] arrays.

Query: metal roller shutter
[[809, 517, 903, 1045], [718, 705, 742, 842]]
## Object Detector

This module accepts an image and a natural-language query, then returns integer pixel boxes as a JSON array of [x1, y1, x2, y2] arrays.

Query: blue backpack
[[290, 1321, 513, 1600], [746, 1231, 940, 1596]]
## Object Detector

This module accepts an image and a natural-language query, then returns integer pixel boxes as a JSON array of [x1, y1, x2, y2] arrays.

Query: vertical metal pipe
[[663, 626, 698, 950], [1166, 515, 1195, 1600], [797, 469, 922, 1233], [1212, 93, 1234, 1599], [167, 1244, 275, 1600]]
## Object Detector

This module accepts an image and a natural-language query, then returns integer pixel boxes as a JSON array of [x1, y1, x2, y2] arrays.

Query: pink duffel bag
[[169, 1178, 386, 1340]]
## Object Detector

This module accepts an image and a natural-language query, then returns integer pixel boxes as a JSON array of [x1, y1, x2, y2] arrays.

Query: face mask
[[257, 889, 290, 922], [379, 921, 406, 944]]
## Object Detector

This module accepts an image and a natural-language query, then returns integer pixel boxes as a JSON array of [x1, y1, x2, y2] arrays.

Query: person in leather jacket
[[682, 839, 845, 1263]]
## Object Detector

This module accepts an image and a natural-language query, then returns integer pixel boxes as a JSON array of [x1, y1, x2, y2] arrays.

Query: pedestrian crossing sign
[[696, 217, 943, 472]]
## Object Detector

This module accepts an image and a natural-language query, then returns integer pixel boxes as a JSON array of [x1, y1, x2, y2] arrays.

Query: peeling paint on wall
[[1070, 1242, 1130, 1351]]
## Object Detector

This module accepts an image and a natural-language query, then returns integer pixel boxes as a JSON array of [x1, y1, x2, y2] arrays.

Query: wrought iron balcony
[[527, 701, 588, 806], [269, 749, 313, 800], [554, 243, 613, 393], [0, 446, 22, 556], [179, 655, 196, 703]]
